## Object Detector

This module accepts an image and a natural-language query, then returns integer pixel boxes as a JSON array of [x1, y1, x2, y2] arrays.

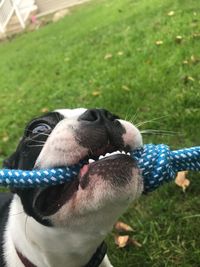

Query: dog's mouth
[[34, 145, 134, 217]]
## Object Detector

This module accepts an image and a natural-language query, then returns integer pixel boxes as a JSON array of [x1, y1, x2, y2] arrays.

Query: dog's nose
[[78, 109, 119, 123]]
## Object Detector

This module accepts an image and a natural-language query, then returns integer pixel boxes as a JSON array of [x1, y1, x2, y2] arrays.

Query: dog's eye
[[32, 123, 51, 134]]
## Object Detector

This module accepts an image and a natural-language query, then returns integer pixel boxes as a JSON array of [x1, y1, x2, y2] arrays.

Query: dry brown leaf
[[114, 234, 142, 248], [115, 235, 129, 248], [175, 171, 190, 192], [191, 55, 200, 64], [114, 221, 134, 232], [122, 85, 130, 92], [41, 107, 49, 113], [187, 76, 195, 82], [92, 91, 101, 96], [182, 60, 189, 65], [175, 35, 183, 44], [104, 53, 113, 60], [2, 136, 9, 143], [183, 75, 195, 84], [155, 40, 163, 46], [192, 33, 200, 39], [167, 11, 175, 16], [117, 51, 124, 56]]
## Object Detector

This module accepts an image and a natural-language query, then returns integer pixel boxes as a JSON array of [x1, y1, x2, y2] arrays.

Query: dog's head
[[4, 108, 143, 229]]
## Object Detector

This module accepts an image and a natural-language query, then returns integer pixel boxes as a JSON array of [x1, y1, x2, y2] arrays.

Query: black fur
[[2, 112, 64, 227]]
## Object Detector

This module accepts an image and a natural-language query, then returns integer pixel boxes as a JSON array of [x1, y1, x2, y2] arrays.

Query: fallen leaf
[[92, 91, 101, 96], [155, 40, 163, 46], [183, 75, 195, 84], [192, 33, 200, 39], [175, 171, 190, 192], [114, 221, 134, 232], [115, 235, 129, 248], [41, 107, 49, 113], [191, 55, 200, 64], [104, 53, 113, 60], [117, 51, 124, 56], [187, 76, 195, 82], [167, 11, 175, 16], [122, 85, 130, 92], [175, 35, 183, 44], [182, 60, 189, 65], [114, 234, 142, 248], [2, 136, 9, 143]]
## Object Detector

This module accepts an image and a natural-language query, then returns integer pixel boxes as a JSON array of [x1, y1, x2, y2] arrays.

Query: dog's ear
[[3, 151, 19, 169]]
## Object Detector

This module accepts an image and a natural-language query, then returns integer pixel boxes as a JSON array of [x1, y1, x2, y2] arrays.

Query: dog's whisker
[[28, 139, 46, 144], [135, 115, 169, 128], [35, 132, 50, 137], [141, 129, 180, 136], [128, 107, 140, 123], [124, 106, 134, 121], [26, 129, 50, 137], [27, 144, 45, 148]]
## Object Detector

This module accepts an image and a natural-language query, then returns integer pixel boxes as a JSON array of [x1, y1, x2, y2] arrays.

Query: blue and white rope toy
[[131, 144, 200, 193], [0, 144, 200, 193]]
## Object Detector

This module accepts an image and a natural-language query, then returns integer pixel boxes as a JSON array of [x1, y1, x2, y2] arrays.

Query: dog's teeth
[[104, 151, 121, 157], [127, 152, 131, 155], [98, 150, 130, 160], [113, 151, 121, 155], [89, 159, 95, 163]]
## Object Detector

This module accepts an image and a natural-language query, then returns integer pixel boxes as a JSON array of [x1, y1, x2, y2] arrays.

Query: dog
[[0, 108, 143, 267]]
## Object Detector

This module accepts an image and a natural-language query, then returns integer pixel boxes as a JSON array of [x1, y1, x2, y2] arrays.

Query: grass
[[0, 0, 200, 265]]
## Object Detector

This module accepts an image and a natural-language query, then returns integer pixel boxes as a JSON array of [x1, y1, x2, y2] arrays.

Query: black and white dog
[[0, 108, 143, 267]]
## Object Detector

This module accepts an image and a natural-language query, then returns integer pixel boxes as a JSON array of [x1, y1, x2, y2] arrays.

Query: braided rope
[[0, 164, 82, 188], [131, 144, 200, 193], [0, 144, 199, 192]]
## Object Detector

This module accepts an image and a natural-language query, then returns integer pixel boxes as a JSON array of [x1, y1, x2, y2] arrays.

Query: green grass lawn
[[0, 0, 200, 266]]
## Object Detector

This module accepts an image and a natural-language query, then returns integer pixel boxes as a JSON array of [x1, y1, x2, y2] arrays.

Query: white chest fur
[[3, 196, 113, 267]]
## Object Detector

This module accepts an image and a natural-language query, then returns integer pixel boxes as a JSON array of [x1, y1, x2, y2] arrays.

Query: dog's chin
[[33, 152, 143, 225]]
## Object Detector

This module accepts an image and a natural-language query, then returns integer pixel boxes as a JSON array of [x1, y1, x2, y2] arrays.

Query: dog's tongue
[[79, 164, 90, 178]]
